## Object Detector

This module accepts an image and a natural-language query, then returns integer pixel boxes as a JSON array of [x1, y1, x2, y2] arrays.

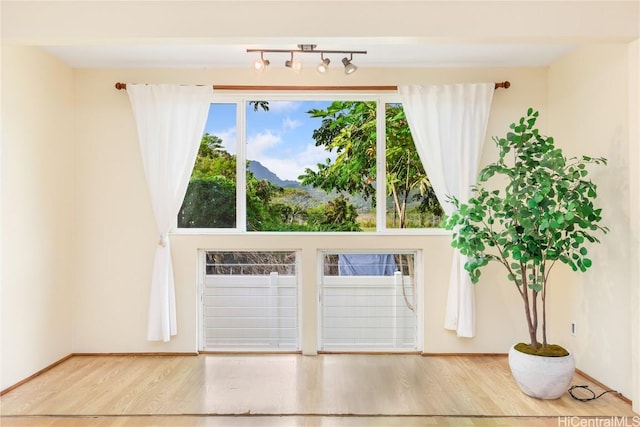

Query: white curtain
[[398, 83, 494, 338], [127, 84, 212, 342]]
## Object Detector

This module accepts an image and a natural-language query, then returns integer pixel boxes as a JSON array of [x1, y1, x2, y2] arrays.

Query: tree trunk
[[532, 288, 539, 341], [391, 185, 401, 228], [520, 266, 539, 349], [541, 277, 548, 347]]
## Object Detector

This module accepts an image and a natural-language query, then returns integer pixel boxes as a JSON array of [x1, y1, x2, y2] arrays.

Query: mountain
[[248, 160, 301, 188], [247, 160, 374, 211]]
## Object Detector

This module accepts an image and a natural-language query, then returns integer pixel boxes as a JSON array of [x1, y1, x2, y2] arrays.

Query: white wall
[[69, 66, 547, 355], [548, 44, 634, 400], [0, 46, 75, 390]]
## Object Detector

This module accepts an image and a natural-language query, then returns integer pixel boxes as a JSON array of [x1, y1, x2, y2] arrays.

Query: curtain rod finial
[[115, 82, 127, 90]]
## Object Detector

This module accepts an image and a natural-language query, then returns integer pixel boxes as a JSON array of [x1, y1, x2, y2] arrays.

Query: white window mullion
[[376, 99, 386, 232], [237, 100, 247, 232]]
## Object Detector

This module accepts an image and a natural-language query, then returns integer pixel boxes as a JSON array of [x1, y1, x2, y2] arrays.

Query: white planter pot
[[508, 344, 576, 399]]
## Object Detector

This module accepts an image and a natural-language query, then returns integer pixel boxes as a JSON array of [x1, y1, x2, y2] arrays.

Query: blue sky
[[203, 100, 335, 181]]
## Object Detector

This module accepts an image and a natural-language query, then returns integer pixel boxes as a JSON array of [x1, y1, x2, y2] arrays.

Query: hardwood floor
[[1, 354, 636, 426], [0, 415, 597, 426]]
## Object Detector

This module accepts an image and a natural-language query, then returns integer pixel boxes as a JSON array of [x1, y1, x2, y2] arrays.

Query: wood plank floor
[[1, 354, 636, 426]]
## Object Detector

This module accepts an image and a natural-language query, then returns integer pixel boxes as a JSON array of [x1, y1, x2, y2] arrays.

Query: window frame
[[174, 90, 446, 235]]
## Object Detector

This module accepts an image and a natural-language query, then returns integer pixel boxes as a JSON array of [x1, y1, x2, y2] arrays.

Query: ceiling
[[6, 1, 636, 70], [40, 41, 578, 69]]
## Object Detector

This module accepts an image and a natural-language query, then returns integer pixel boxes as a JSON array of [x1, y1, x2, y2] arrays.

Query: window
[[385, 103, 443, 229], [178, 93, 443, 232], [245, 100, 372, 231], [179, 103, 237, 229], [200, 251, 298, 351], [319, 251, 418, 351]]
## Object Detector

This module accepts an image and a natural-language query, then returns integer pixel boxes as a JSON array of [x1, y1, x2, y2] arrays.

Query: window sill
[[170, 229, 452, 237]]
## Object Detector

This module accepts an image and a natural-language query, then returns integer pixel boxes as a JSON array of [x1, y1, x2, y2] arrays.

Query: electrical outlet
[[571, 322, 576, 336]]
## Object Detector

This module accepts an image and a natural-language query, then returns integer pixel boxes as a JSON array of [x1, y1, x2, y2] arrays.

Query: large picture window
[[178, 93, 443, 232]]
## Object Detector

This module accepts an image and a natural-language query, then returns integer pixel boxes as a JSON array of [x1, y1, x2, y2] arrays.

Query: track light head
[[253, 52, 270, 72], [317, 55, 330, 73], [285, 52, 302, 72], [342, 56, 357, 75]]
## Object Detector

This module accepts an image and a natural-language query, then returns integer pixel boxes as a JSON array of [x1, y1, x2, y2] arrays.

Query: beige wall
[[69, 66, 547, 356], [0, 46, 75, 389], [629, 38, 640, 415], [548, 44, 634, 400]]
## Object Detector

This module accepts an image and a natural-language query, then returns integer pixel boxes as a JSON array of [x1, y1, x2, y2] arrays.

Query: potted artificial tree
[[443, 108, 608, 399]]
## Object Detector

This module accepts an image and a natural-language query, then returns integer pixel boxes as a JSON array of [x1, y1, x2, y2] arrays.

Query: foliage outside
[[442, 109, 608, 352], [300, 101, 442, 229], [179, 101, 443, 231]]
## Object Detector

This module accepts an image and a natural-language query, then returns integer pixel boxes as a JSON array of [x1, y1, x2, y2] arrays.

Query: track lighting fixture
[[252, 52, 270, 72], [317, 54, 330, 73], [342, 54, 357, 75], [247, 44, 365, 75]]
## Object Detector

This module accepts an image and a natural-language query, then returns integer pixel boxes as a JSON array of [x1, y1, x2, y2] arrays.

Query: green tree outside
[[179, 134, 361, 231], [299, 101, 442, 228]]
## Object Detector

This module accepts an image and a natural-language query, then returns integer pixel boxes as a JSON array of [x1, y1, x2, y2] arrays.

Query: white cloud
[[215, 127, 237, 154], [260, 141, 335, 181], [247, 130, 281, 158], [266, 101, 299, 113], [282, 117, 302, 132]]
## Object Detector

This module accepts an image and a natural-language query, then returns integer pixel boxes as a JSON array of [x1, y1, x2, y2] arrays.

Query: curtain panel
[[398, 83, 494, 338], [127, 84, 212, 342]]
